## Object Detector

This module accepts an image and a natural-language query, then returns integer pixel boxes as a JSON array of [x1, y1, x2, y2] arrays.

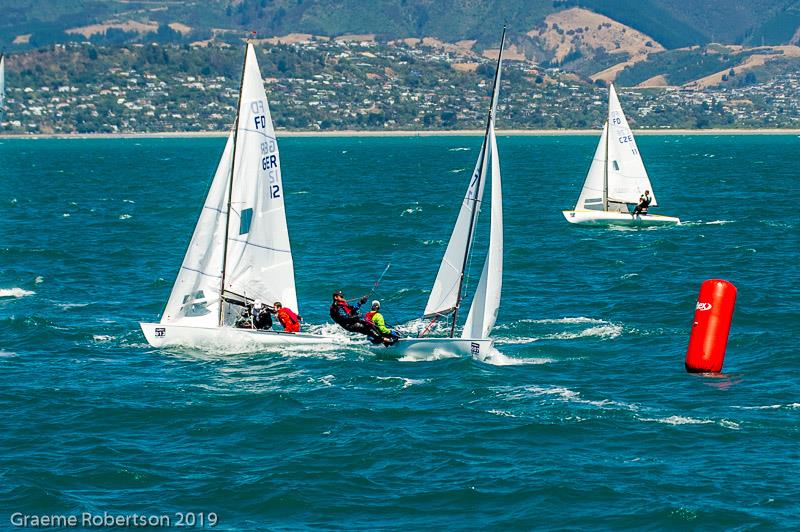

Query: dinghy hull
[[385, 337, 494, 359], [562, 210, 680, 226], [140, 322, 340, 349]]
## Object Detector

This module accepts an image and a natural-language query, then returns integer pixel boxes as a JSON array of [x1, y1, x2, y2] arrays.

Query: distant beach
[[1, 128, 799, 140]]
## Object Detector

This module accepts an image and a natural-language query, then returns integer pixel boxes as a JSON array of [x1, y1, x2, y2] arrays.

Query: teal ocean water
[[1, 135, 799, 529]]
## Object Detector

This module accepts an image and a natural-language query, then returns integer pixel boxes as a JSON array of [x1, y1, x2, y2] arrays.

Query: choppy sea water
[[0, 135, 798, 529]]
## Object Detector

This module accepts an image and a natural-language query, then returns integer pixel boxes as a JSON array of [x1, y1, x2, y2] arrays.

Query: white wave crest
[[0, 288, 35, 298], [400, 206, 423, 216], [93, 335, 115, 342], [488, 409, 516, 417], [493, 336, 540, 345], [639, 415, 714, 426], [547, 324, 622, 340], [522, 317, 607, 325], [448, 147, 471, 151], [376, 376, 428, 388], [119, 214, 132, 220], [35, 276, 44, 284]]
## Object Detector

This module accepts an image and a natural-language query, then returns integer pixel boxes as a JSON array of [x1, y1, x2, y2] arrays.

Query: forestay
[[462, 126, 503, 339], [162, 134, 234, 325], [222, 44, 298, 313], [606, 84, 657, 206]]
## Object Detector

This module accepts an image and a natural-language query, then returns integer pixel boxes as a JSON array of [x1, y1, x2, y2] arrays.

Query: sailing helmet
[[333, 290, 343, 299]]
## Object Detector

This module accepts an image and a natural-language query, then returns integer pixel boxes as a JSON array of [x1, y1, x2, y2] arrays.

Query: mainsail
[[221, 44, 297, 314], [422, 27, 505, 339], [606, 84, 657, 206]]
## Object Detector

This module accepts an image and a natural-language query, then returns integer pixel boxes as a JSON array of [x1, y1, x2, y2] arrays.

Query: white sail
[[222, 44, 298, 313], [574, 122, 608, 211], [423, 30, 506, 320], [422, 140, 488, 318], [0, 54, 5, 110], [462, 125, 503, 339], [606, 84, 657, 206], [162, 133, 234, 325]]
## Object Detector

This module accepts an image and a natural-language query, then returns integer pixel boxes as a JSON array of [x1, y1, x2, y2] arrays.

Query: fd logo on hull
[[471, 342, 480, 355], [155, 327, 166, 337]]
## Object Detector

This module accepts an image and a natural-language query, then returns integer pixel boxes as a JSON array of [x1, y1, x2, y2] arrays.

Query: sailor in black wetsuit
[[329, 290, 380, 337], [252, 300, 273, 330], [632, 190, 652, 216]]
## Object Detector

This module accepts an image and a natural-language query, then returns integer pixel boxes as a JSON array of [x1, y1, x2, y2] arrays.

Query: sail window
[[239, 208, 253, 235], [612, 161, 620, 171]]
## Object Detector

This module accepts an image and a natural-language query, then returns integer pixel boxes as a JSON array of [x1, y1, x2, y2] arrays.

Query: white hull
[[140, 322, 341, 349], [562, 210, 680, 226], [386, 337, 494, 359]]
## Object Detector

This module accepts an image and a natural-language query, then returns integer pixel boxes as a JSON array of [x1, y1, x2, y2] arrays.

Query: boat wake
[[478, 347, 554, 366]]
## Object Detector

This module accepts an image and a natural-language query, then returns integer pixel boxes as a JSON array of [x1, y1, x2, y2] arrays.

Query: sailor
[[633, 190, 651, 216], [251, 299, 273, 330], [329, 290, 378, 336], [365, 300, 400, 346], [274, 301, 301, 333]]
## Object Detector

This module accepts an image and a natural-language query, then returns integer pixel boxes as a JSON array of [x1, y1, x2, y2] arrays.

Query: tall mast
[[218, 42, 249, 326], [449, 25, 506, 338]]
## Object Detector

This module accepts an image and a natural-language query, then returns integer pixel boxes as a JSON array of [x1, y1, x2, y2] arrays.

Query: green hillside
[[1, 0, 798, 51]]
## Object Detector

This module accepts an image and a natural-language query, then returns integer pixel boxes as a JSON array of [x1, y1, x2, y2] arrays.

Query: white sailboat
[[141, 43, 336, 348], [0, 53, 5, 113], [391, 28, 506, 359], [563, 84, 680, 226]]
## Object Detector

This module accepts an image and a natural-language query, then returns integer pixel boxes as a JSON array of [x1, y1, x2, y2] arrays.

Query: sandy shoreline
[[0, 128, 799, 140]]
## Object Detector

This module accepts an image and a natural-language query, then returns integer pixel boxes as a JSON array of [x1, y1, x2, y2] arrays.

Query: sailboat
[[391, 28, 506, 358], [141, 43, 336, 348], [562, 84, 680, 226], [0, 53, 5, 114]]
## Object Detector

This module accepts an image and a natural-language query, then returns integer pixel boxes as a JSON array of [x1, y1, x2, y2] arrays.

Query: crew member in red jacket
[[273, 301, 302, 333]]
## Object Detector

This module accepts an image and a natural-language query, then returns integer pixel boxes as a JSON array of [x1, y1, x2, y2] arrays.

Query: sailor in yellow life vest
[[364, 300, 400, 346]]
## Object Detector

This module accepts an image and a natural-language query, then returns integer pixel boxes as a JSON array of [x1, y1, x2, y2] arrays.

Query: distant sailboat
[[391, 28, 506, 358], [141, 43, 336, 348], [563, 84, 680, 226], [0, 53, 5, 114]]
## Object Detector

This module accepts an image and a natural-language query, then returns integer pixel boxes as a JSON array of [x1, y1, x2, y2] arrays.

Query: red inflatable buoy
[[685, 279, 737, 373]]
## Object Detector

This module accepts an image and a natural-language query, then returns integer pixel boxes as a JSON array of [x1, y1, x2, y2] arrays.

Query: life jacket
[[277, 308, 299, 327], [365, 311, 377, 323], [330, 300, 356, 325]]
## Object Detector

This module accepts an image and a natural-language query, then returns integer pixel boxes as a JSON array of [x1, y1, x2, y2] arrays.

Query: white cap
[[371, 300, 380, 310], [253, 299, 263, 308]]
